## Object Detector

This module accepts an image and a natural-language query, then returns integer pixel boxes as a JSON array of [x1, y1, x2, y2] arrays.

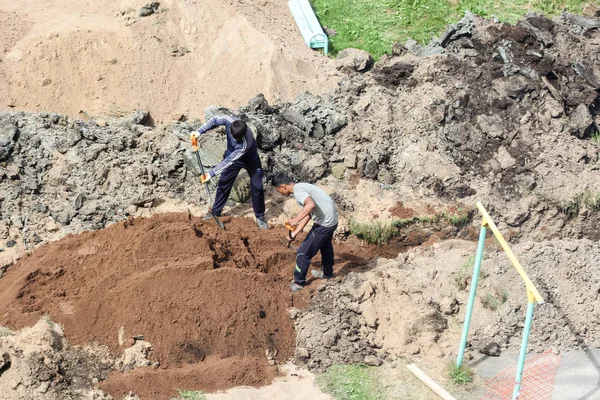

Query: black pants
[[294, 223, 337, 284], [212, 158, 265, 218]]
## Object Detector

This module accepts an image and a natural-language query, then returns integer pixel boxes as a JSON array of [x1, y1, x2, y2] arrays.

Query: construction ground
[[0, 0, 600, 399]]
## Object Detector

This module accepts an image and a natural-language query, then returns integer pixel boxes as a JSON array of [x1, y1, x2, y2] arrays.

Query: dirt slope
[[0, 0, 339, 122], [0, 212, 384, 399]]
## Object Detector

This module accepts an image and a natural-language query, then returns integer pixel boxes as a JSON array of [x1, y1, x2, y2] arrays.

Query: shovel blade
[[208, 210, 225, 230]]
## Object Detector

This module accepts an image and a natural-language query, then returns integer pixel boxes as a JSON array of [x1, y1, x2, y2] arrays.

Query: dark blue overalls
[[197, 116, 265, 218]]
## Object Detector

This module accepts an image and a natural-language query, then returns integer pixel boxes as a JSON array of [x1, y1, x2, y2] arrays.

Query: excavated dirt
[[0, 212, 390, 399]]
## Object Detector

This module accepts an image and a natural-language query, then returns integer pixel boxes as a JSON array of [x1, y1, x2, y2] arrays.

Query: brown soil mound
[[0, 212, 381, 399], [0, 213, 309, 398]]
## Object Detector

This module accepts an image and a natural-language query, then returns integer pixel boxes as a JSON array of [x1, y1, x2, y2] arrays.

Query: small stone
[[45, 220, 60, 232], [479, 341, 501, 357], [363, 355, 383, 366], [6, 240, 16, 248], [287, 307, 300, 319], [296, 347, 309, 359]]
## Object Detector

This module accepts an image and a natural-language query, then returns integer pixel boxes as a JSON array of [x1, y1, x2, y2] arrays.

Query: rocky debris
[[137, 2, 160, 18], [169, 46, 190, 57], [472, 239, 600, 352], [478, 341, 501, 356], [335, 48, 374, 73], [2, 12, 600, 253], [116, 341, 153, 372], [295, 274, 379, 372], [0, 318, 113, 400], [295, 238, 600, 371]]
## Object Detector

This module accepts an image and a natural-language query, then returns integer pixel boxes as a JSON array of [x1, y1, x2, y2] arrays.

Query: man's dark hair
[[231, 120, 248, 141], [272, 173, 294, 187]]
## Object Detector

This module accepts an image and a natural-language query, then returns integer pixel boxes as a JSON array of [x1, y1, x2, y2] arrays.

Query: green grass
[[455, 255, 476, 290], [349, 208, 472, 246], [481, 289, 508, 311], [0, 326, 13, 337], [170, 390, 206, 400], [310, 0, 595, 58], [349, 218, 402, 246], [447, 363, 473, 385], [557, 194, 582, 218], [583, 190, 600, 210], [316, 364, 385, 400]]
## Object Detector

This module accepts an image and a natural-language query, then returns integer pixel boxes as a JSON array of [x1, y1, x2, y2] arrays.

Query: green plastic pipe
[[512, 297, 536, 400], [456, 225, 487, 367]]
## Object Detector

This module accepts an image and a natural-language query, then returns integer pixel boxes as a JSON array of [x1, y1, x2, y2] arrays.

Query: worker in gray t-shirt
[[272, 173, 338, 292]]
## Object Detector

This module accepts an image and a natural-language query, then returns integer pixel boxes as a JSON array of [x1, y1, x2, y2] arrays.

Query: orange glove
[[200, 173, 211, 184]]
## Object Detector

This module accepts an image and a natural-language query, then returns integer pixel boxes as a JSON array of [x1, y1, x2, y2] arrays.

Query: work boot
[[290, 281, 305, 292], [202, 213, 213, 221], [256, 216, 268, 229], [311, 270, 333, 279]]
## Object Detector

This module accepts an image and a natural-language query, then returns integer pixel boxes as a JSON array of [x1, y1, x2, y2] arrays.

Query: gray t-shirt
[[293, 183, 338, 227]]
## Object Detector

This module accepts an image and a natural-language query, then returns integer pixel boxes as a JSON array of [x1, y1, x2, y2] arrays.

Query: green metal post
[[512, 298, 535, 400], [456, 225, 487, 367]]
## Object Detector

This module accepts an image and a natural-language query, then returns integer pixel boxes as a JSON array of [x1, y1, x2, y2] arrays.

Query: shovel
[[190, 134, 225, 230], [282, 221, 297, 249]]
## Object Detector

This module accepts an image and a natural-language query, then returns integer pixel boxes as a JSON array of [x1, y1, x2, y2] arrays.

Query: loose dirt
[[0, 212, 385, 399], [0, 0, 340, 122]]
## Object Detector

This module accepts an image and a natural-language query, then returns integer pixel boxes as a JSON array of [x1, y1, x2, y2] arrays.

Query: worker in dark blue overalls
[[191, 115, 268, 229]]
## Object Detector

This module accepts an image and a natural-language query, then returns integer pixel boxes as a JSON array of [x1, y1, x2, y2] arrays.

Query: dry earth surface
[[1, 1, 600, 400]]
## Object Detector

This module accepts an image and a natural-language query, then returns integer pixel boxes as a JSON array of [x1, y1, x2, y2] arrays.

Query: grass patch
[[349, 208, 472, 246], [583, 190, 600, 210], [0, 326, 13, 337], [447, 363, 473, 385], [455, 255, 476, 290], [310, 0, 593, 58], [455, 255, 489, 290], [316, 364, 385, 400], [349, 218, 401, 246], [481, 289, 508, 311], [557, 194, 582, 219], [440, 209, 472, 226], [170, 390, 206, 400]]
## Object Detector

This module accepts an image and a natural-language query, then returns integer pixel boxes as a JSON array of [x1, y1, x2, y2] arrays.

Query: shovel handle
[[284, 222, 297, 231], [190, 133, 199, 151]]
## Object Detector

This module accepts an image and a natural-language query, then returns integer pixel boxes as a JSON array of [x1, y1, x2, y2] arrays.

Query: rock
[[477, 114, 505, 139], [305, 155, 327, 180], [281, 109, 309, 131], [492, 75, 536, 100], [0, 351, 9, 370], [296, 347, 310, 359], [343, 153, 357, 169], [479, 341, 501, 356], [6, 240, 16, 248], [0, 120, 17, 161], [130, 110, 150, 125], [440, 297, 459, 315], [247, 93, 272, 113], [44, 220, 60, 232], [335, 48, 374, 73], [138, 2, 159, 17], [569, 103, 596, 139], [363, 355, 383, 366], [287, 307, 300, 319], [496, 146, 516, 169], [361, 156, 378, 179]]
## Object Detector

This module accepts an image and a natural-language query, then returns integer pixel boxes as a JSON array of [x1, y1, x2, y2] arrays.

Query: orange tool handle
[[284, 222, 297, 231], [190, 133, 199, 151]]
